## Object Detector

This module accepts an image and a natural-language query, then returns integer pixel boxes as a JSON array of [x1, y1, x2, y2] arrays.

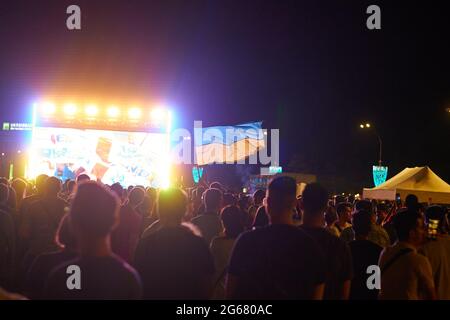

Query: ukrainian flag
[[194, 122, 265, 165]]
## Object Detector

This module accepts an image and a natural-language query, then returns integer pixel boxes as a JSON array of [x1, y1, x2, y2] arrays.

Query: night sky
[[0, 0, 449, 191]]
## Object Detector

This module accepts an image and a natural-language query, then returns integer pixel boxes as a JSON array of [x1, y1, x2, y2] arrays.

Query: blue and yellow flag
[[194, 122, 265, 165]]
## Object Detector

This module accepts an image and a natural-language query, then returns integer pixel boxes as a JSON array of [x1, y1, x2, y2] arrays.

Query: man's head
[[336, 202, 352, 223], [76, 174, 90, 185], [158, 188, 187, 224], [253, 189, 266, 206], [11, 178, 27, 199], [223, 193, 237, 207], [0, 183, 10, 205], [266, 176, 298, 219], [128, 187, 145, 208], [325, 206, 338, 226], [221, 205, 244, 238], [352, 210, 372, 238], [45, 177, 61, 198], [209, 182, 223, 191], [355, 199, 372, 213], [204, 188, 223, 213], [35, 174, 49, 194], [301, 183, 329, 217], [405, 194, 419, 211], [70, 181, 119, 239], [393, 209, 426, 247], [110, 182, 123, 199]]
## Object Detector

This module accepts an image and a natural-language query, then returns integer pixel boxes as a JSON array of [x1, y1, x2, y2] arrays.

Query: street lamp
[[359, 122, 382, 166]]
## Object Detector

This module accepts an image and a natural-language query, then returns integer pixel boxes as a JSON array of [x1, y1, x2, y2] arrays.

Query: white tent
[[363, 166, 450, 204]]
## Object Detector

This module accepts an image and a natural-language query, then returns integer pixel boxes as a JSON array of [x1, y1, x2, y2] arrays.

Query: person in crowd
[[376, 203, 389, 225], [368, 209, 391, 248], [111, 186, 144, 264], [379, 209, 436, 300], [300, 183, 353, 300], [25, 214, 77, 299], [334, 202, 352, 236], [6, 186, 17, 213], [252, 205, 269, 229], [419, 205, 450, 299], [11, 178, 27, 211], [134, 188, 214, 299], [0, 183, 15, 290], [44, 181, 142, 299], [237, 195, 253, 229], [75, 173, 90, 185], [248, 189, 265, 220], [325, 206, 339, 237], [223, 192, 237, 207], [348, 210, 383, 300], [19, 174, 49, 222], [191, 188, 224, 245], [20, 177, 67, 271], [210, 205, 245, 299], [226, 177, 326, 300], [405, 194, 420, 211]]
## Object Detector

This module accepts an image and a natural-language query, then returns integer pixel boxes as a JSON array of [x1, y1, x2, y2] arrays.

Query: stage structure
[[29, 101, 172, 188]]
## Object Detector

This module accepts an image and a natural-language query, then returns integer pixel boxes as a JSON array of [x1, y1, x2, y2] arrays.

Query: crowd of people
[[0, 174, 449, 300]]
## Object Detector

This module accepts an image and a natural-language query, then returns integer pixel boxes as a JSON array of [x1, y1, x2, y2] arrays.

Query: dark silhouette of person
[[134, 188, 214, 299], [227, 176, 326, 300], [43, 182, 142, 299]]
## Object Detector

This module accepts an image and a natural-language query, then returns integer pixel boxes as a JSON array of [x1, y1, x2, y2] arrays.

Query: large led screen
[[29, 126, 170, 187]]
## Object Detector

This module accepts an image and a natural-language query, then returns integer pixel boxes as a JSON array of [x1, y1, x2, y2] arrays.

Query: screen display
[[29, 126, 169, 187]]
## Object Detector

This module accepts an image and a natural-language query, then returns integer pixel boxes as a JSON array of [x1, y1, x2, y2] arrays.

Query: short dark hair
[[325, 206, 338, 225], [352, 210, 372, 236], [336, 202, 352, 217], [70, 181, 119, 238], [45, 176, 61, 196], [110, 182, 123, 198], [393, 209, 422, 241], [158, 188, 187, 221], [355, 199, 372, 212], [405, 194, 419, 210], [253, 189, 266, 205], [76, 174, 90, 184], [221, 205, 244, 238], [302, 183, 328, 215], [129, 187, 145, 206], [204, 188, 223, 211]]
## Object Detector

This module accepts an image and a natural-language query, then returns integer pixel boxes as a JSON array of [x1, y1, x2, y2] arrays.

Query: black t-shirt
[[348, 239, 383, 300], [300, 226, 353, 300], [228, 224, 326, 300], [25, 249, 78, 299], [44, 254, 142, 299], [134, 225, 215, 299]]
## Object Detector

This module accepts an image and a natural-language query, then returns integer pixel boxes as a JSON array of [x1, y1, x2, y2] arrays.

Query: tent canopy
[[363, 166, 450, 204]]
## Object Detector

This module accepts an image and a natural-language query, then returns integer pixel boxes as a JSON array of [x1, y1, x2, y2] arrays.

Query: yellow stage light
[[365, 123, 371, 128], [360, 124, 364, 128], [107, 106, 120, 118], [128, 107, 142, 119], [151, 108, 165, 122], [63, 103, 77, 115], [85, 105, 98, 116], [41, 102, 56, 115]]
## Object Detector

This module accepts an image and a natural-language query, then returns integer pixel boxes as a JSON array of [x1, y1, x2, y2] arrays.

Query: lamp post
[[360, 122, 387, 186], [359, 122, 382, 166]]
